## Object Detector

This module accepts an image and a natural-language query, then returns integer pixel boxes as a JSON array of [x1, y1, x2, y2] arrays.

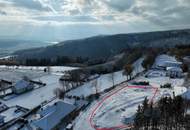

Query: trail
[[89, 84, 159, 130]]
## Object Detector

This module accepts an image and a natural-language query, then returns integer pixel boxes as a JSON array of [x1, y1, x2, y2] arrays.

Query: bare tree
[[53, 88, 65, 99], [123, 64, 133, 80]]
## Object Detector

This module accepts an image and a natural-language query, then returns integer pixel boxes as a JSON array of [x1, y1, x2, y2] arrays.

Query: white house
[[12, 80, 34, 94], [32, 101, 76, 130], [166, 67, 183, 78]]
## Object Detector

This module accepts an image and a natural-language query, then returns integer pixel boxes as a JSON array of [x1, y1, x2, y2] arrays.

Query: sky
[[0, 0, 190, 42]]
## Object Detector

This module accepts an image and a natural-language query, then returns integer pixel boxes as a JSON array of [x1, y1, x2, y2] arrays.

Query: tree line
[[133, 95, 190, 130], [24, 56, 107, 66]]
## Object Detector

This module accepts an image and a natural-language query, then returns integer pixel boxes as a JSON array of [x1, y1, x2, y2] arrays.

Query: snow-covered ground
[[1, 107, 25, 123], [1, 74, 62, 109], [68, 58, 145, 97], [73, 56, 187, 130], [73, 75, 187, 130], [0, 65, 76, 122], [0, 65, 76, 74]]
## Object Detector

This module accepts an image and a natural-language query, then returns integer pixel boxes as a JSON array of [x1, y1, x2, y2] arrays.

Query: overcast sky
[[0, 0, 190, 41]]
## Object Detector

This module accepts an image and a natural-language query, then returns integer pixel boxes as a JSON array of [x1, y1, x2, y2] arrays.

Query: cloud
[[0, 0, 190, 41], [0, 10, 6, 16], [7, 0, 51, 11], [102, 0, 134, 12]]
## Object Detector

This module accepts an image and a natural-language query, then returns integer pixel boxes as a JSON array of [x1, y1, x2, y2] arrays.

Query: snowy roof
[[33, 101, 76, 130], [154, 54, 182, 67], [14, 80, 32, 90], [166, 67, 182, 72]]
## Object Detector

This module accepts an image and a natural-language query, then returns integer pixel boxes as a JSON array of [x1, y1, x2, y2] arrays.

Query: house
[[0, 115, 5, 125], [12, 80, 34, 94], [166, 67, 183, 78], [32, 101, 77, 130]]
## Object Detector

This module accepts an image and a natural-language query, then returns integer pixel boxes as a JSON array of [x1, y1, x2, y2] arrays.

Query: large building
[[32, 101, 77, 130]]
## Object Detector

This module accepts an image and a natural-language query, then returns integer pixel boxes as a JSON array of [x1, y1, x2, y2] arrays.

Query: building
[[12, 80, 34, 94], [166, 67, 183, 78], [32, 101, 77, 130], [153, 55, 182, 70]]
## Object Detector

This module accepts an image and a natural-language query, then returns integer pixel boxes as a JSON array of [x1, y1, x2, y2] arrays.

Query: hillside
[[0, 39, 53, 57], [14, 29, 190, 60]]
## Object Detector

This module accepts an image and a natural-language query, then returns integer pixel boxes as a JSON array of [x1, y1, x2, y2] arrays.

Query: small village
[[0, 54, 189, 130]]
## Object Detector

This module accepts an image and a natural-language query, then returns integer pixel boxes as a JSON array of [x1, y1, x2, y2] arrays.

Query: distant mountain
[[14, 29, 190, 60], [0, 39, 53, 57]]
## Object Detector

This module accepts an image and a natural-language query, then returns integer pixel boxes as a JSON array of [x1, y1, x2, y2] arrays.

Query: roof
[[33, 101, 76, 130], [14, 80, 32, 90], [154, 55, 182, 67], [166, 67, 182, 72]]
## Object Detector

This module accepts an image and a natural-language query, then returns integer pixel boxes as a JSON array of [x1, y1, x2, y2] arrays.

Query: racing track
[[89, 84, 159, 130]]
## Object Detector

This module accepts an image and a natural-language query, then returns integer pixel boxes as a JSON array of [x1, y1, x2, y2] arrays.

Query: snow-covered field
[[73, 75, 187, 130], [0, 66, 76, 115], [68, 58, 145, 97], [0, 65, 76, 74], [0, 55, 187, 130], [73, 55, 187, 130]]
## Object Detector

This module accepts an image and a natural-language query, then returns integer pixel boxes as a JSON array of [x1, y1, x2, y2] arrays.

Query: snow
[[146, 70, 166, 78], [0, 65, 77, 74], [0, 66, 76, 109], [132, 57, 145, 76], [0, 68, 46, 82], [73, 75, 187, 130], [93, 88, 153, 128], [73, 56, 187, 130], [1, 75, 61, 109], [1, 107, 25, 123], [67, 71, 127, 97], [153, 54, 178, 67], [68, 58, 145, 97]]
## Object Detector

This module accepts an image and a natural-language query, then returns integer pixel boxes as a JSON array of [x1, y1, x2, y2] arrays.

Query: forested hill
[[14, 29, 190, 60]]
